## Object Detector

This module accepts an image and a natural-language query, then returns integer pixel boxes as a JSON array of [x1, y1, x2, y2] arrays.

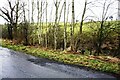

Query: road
[[0, 47, 117, 79]]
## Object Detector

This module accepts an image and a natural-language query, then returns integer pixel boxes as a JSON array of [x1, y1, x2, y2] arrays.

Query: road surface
[[0, 47, 117, 79]]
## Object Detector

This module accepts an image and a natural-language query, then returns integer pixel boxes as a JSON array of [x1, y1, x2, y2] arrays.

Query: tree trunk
[[70, 0, 75, 51], [96, 20, 104, 55], [37, 0, 41, 45], [54, 0, 58, 50], [31, 0, 34, 23], [64, 0, 67, 50], [45, 0, 48, 48], [37, 1, 43, 45], [80, 0, 87, 34], [23, 2, 28, 46], [28, 0, 30, 22], [40, 1, 43, 45], [8, 24, 13, 40], [13, 0, 19, 40]]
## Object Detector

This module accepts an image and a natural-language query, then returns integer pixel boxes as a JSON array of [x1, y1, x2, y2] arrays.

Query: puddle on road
[[27, 58, 88, 77], [27, 58, 55, 66], [27, 58, 116, 78]]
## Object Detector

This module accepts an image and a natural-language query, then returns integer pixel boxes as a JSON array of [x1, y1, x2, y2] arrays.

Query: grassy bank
[[1, 39, 120, 75]]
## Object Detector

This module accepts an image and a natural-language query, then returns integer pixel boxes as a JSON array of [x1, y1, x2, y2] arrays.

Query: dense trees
[[0, 0, 119, 56]]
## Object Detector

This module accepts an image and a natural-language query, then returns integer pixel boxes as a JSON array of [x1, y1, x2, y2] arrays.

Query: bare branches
[[0, 14, 10, 22], [58, 2, 64, 23], [0, 8, 11, 23], [79, 0, 87, 34], [103, 0, 115, 20]]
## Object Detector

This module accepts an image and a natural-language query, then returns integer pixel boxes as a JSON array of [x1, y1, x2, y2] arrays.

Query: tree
[[0, 0, 20, 40], [74, 0, 88, 52], [64, 0, 67, 50], [45, 0, 48, 48], [70, 0, 75, 51], [37, 0, 44, 45], [94, 0, 115, 55], [28, 0, 30, 22], [80, 0, 87, 34], [54, 0, 59, 50], [37, 0, 41, 44], [39, 0, 43, 45], [31, 0, 34, 23], [14, 0, 19, 40], [22, 2, 29, 46]]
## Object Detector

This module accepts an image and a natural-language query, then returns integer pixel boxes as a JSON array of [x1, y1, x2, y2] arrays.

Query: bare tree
[[37, 0, 40, 23], [37, 0, 41, 44], [74, 0, 90, 51], [45, 0, 48, 48], [58, 2, 64, 23], [54, 0, 59, 50], [94, 0, 115, 55], [28, 0, 30, 22], [64, 0, 67, 50], [31, 0, 34, 23], [22, 2, 29, 45], [39, 0, 43, 45], [70, 0, 75, 51], [0, 0, 20, 40], [80, 0, 87, 34], [37, 0, 44, 45]]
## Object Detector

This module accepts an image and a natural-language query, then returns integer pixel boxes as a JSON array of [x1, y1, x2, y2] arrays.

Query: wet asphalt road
[[0, 47, 117, 79]]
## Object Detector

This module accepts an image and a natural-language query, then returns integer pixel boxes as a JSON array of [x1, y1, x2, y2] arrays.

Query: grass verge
[[1, 39, 120, 75]]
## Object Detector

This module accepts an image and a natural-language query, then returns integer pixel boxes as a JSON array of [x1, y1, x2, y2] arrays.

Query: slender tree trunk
[[23, 2, 28, 46], [97, 20, 104, 55], [75, 0, 87, 51], [70, 0, 75, 51], [64, 0, 67, 50], [58, 3, 64, 23], [13, 0, 19, 40], [80, 0, 87, 34], [40, 1, 43, 45], [31, 0, 34, 23], [8, 24, 13, 40], [41, 9, 44, 46], [37, 0, 41, 45], [54, 0, 58, 50], [37, 0, 40, 24], [28, 0, 30, 22], [37, 1, 43, 45], [45, 0, 48, 48]]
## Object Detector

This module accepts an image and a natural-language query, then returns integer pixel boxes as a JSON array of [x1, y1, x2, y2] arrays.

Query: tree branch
[[0, 14, 10, 22]]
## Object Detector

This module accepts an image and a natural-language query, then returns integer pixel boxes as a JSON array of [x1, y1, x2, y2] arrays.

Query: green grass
[[1, 39, 120, 75]]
